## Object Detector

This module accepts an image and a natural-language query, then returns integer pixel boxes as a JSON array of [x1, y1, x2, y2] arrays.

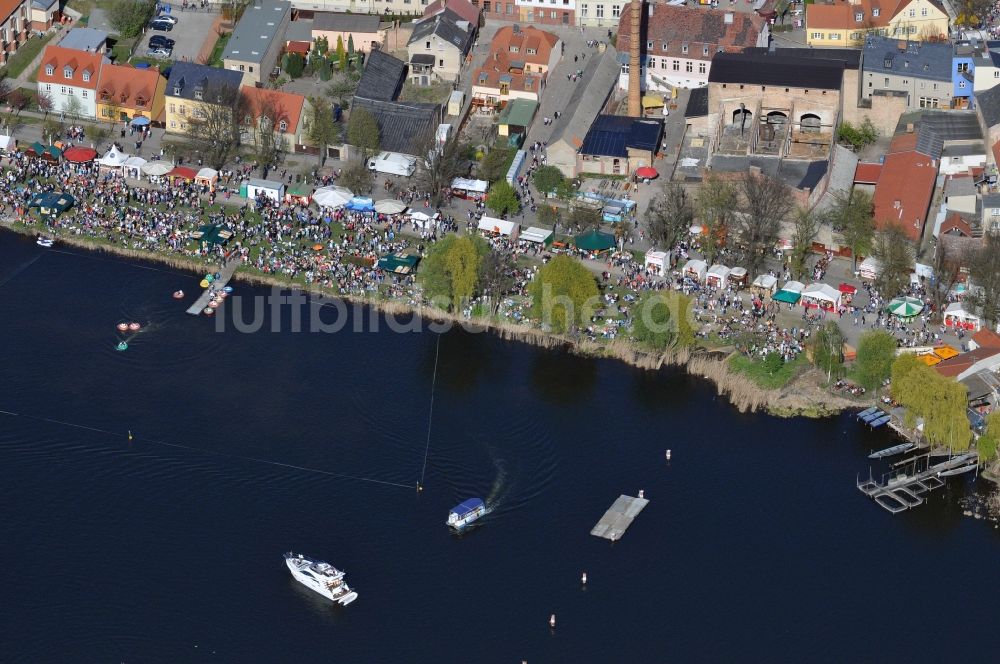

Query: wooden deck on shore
[[186, 260, 241, 316], [590, 495, 649, 541]]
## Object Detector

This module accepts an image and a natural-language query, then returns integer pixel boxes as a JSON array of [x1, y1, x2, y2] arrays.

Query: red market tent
[[167, 166, 198, 181], [62, 146, 97, 163], [838, 283, 858, 295]]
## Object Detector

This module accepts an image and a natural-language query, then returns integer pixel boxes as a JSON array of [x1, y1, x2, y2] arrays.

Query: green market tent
[[886, 296, 924, 318], [28, 191, 75, 216], [191, 224, 234, 246], [574, 229, 615, 251], [377, 252, 420, 274], [772, 289, 801, 304]]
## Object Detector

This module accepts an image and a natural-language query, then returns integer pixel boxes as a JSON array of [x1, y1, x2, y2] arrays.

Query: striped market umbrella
[[886, 296, 924, 318]]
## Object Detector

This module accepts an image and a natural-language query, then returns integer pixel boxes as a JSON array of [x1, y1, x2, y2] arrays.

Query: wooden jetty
[[858, 452, 977, 513], [590, 494, 649, 541], [186, 259, 241, 316]]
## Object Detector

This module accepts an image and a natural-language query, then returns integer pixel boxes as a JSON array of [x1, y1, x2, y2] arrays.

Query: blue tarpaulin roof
[[346, 196, 375, 211], [450, 498, 484, 517]]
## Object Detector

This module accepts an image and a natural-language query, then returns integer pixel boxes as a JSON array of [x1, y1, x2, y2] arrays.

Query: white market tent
[[521, 226, 553, 244], [122, 156, 146, 178], [858, 256, 881, 280], [0, 134, 15, 151], [644, 250, 669, 273], [374, 199, 408, 214], [944, 301, 981, 331], [706, 264, 731, 288], [478, 216, 520, 239], [451, 177, 488, 195], [782, 280, 805, 294], [802, 283, 842, 311], [408, 210, 439, 229], [141, 160, 171, 176], [97, 145, 128, 167], [751, 274, 778, 295], [684, 259, 707, 282], [313, 186, 353, 208], [729, 266, 748, 287]]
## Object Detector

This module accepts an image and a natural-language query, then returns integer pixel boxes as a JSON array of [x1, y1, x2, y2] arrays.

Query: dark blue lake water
[[1, 231, 997, 663]]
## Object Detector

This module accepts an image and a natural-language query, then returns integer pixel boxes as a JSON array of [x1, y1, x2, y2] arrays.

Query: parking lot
[[87, 7, 217, 64]]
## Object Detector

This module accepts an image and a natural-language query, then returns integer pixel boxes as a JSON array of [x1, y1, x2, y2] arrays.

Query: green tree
[[420, 235, 490, 310], [108, 0, 157, 39], [326, 73, 359, 109], [788, 207, 818, 281], [837, 118, 878, 151], [532, 165, 564, 196], [854, 330, 897, 390], [812, 321, 845, 382], [646, 182, 693, 260], [486, 181, 519, 217], [890, 354, 971, 450], [346, 107, 380, 156], [977, 411, 1000, 463], [873, 222, 914, 298], [632, 291, 695, 350], [570, 202, 602, 231], [528, 255, 600, 334], [696, 174, 737, 265], [823, 189, 874, 271], [479, 147, 512, 183], [347, 34, 355, 55], [537, 204, 561, 227], [890, 353, 925, 404], [307, 96, 338, 165], [282, 53, 305, 78], [312, 36, 329, 56], [337, 36, 348, 71]]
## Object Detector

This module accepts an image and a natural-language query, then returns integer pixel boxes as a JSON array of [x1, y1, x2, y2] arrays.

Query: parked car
[[149, 19, 174, 32], [149, 35, 175, 48], [153, 14, 178, 25], [148, 47, 173, 58]]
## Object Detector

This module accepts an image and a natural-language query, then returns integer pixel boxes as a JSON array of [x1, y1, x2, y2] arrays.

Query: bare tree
[[187, 83, 248, 169], [339, 158, 373, 194], [872, 223, 915, 298], [245, 90, 284, 167], [413, 131, 466, 207], [36, 91, 53, 118], [930, 236, 969, 320], [481, 251, 516, 315], [822, 189, 875, 271], [734, 172, 794, 276], [646, 182, 693, 265], [788, 207, 819, 281], [696, 174, 737, 265], [966, 233, 1000, 328]]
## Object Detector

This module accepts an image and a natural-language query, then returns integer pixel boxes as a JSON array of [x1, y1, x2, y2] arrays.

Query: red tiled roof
[[424, 0, 480, 25], [241, 86, 306, 135], [854, 162, 882, 183], [872, 150, 938, 241], [888, 132, 918, 154], [286, 41, 311, 54], [0, 0, 22, 22], [96, 63, 162, 111], [972, 329, 1000, 350], [37, 45, 105, 91], [939, 212, 972, 237], [617, 4, 766, 61], [490, 26, 559, 67], [935, 347, 1000, 377]]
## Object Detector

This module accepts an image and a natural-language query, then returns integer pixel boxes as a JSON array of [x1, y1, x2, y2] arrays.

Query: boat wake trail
[[0, 252, 45, 289], [0, 408, 415, 490], [485, 455, 508, 508]]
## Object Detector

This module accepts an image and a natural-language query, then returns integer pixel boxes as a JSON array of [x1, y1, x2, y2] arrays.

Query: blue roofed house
[[861, 36, 952, 110], [952, 40, 988, 110], [577, 115, 663, 176]]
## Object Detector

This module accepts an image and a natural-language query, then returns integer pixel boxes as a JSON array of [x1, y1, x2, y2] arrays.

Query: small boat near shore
[[447, 498, 487, 530], [284, 552, 358, 606], [869, 442, 915, 459], [938, 464, 977, 477], [36, 236, 54, 247]]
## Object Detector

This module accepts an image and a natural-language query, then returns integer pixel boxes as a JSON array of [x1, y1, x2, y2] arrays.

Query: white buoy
[[581, 572, 587, 585], [638, 489, 645, 499], [666, 449, 672, 460], [549, 614, 556, 629]]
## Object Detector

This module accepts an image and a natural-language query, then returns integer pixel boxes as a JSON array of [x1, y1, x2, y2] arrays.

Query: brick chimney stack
[[627, 0, 643, 117]]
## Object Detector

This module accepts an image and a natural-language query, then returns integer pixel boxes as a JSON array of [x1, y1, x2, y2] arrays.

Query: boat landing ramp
[[590, 494, 648, 541]]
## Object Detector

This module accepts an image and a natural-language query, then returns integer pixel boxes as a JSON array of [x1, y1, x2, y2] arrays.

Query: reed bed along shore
[[4, 222, 853, 418]]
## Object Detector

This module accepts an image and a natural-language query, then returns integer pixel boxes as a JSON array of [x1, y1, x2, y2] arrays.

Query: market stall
[[521, 226, 554, 246], [313, 186, 353, 208], [479, 216, 520, 239], [195, 168, 219, 191], [644, 250, 669, 274], [451, 178, 488, 200], [408, 210, 439, 229], [886, 296, 924, 321], [167, 165, 198, 183], [574, 229, 614, 252], [943, 302, 981, 331], [706, 264, 731, 289], [750, 274, 777, 297], [62, 146, 97, 163], [838, 282, 858, 304], [374, 199, 407, 214], [28, 191, 75, 217], [284, 185, 312, 205], [773, 280, 804, 305], [802, 283, 842, 311], [728, 267, 748, 289], [244, 178, 285, 202], [683, 259, 707, 282], [0, 134, 16, 152], [97, 146, 129, 169], [140, 160, 170, 177], [858, 256, 881, 280], [377, 252, 420, 274]]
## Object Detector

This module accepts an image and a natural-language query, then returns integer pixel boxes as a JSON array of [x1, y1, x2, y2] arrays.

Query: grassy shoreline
[[2, 219, 859, 418]]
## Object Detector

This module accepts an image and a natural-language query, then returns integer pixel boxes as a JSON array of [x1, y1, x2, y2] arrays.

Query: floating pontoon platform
[[590, 494, 649, 541]]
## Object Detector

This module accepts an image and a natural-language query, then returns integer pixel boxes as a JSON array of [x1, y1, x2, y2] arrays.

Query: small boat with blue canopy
[[447, 498, 487, 530]]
